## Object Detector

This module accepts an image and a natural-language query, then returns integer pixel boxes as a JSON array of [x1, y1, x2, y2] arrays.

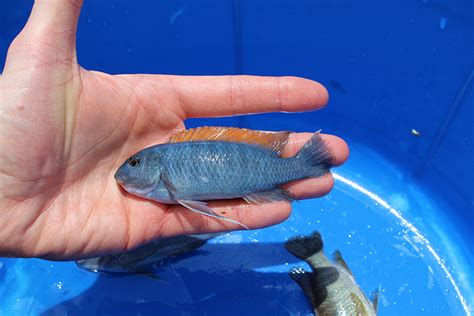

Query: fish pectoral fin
[[177, 199, 249, 230], [372, 285, 381, 314], [243, 188, 295, 204], [332, 249, 354, 276], [288, 267, 318, 309], [160, 172, 178, 199]]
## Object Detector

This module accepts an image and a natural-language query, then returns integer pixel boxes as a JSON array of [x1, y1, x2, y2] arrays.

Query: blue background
[[0, 1, 473, 315]]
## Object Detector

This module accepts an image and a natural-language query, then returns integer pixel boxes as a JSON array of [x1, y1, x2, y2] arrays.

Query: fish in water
[[115, 127, 333, 228], [285, 231, 379, 316], [76, 234, 217, 276]]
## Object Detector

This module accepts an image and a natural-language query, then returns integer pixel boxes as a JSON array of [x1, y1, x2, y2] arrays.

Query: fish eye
[[127, 157, 140, 167]]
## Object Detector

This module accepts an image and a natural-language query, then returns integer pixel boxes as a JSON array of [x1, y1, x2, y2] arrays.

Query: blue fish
[[115, 127, 333, 228], [76, 234, 218, 276]]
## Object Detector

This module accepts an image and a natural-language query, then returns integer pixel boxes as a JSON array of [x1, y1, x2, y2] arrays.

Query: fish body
[[76, 234, 217, 275], [115, 127, 333, 227], [285, 231, 378, 316], [137, 141, 302, 202]]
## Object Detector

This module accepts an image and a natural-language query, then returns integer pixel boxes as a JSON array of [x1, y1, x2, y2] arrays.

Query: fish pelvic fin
[[243, 188, 295, 204], [285, 231, 324, 260], [295, 131, 334, 178], [177, 199, 249, 230], [168, 126, 290, 155]]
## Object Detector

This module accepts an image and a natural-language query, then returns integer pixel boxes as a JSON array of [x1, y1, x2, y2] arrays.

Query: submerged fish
[[76, 234, 217, 276], [285, 231, 379, 316], [115, 127, 333, 228]]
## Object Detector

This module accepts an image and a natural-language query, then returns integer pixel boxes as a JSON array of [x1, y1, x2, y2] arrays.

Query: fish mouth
[[114, 169, 128, 186], [114, 169, 157, 196]]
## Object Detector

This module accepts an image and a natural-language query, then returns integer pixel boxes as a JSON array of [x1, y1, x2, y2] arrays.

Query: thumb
[[4, 0, 83, 71]]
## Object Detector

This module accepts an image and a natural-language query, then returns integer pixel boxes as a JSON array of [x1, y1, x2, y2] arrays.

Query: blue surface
[[0, 1, 473, 315]]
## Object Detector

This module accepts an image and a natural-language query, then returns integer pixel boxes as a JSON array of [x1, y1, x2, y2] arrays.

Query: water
[[1, 140, 471, 315]]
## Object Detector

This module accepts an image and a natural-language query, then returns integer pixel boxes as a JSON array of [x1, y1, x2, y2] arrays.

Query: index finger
[[139, 75, 329, 119]]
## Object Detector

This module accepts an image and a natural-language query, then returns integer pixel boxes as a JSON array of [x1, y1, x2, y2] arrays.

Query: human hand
[[0, 0, 348, 260]]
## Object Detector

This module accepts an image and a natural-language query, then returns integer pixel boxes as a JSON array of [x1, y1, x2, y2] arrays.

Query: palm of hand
[[0, 1, 348, 259], [1, 44, 190, 258]]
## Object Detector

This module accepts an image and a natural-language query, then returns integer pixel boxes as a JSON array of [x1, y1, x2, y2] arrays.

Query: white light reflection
[[333, 172, 471, 315]]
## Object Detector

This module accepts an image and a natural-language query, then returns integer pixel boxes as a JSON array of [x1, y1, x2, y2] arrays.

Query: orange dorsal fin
[[168, 126, 290, 155]]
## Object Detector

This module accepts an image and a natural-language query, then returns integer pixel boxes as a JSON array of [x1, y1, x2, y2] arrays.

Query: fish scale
[[161, 141, 298, 200]]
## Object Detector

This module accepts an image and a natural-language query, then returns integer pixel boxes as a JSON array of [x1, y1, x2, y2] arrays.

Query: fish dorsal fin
[[168, 127, 290, 155], [332, 250, 354, 276]]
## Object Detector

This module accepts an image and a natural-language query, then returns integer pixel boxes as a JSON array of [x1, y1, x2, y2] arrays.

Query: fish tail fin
[[295, 131, 333, 178], [285, 231, 324, 260]]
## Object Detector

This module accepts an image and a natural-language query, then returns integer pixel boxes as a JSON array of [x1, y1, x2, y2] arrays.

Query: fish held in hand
[[285, 231, 379, 315], [115, 127, 334, 228]]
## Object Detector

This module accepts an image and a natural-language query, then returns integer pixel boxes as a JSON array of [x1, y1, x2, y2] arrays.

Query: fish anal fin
[[243, 188, 295, 204], [168, 127, 290, 155], [332, 250, 354, 276], [177, 199, 249, 230], [288, 267, 318, 308]]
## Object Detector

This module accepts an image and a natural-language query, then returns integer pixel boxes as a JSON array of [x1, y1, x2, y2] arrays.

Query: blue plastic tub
[[1, 1, 472, 315]]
